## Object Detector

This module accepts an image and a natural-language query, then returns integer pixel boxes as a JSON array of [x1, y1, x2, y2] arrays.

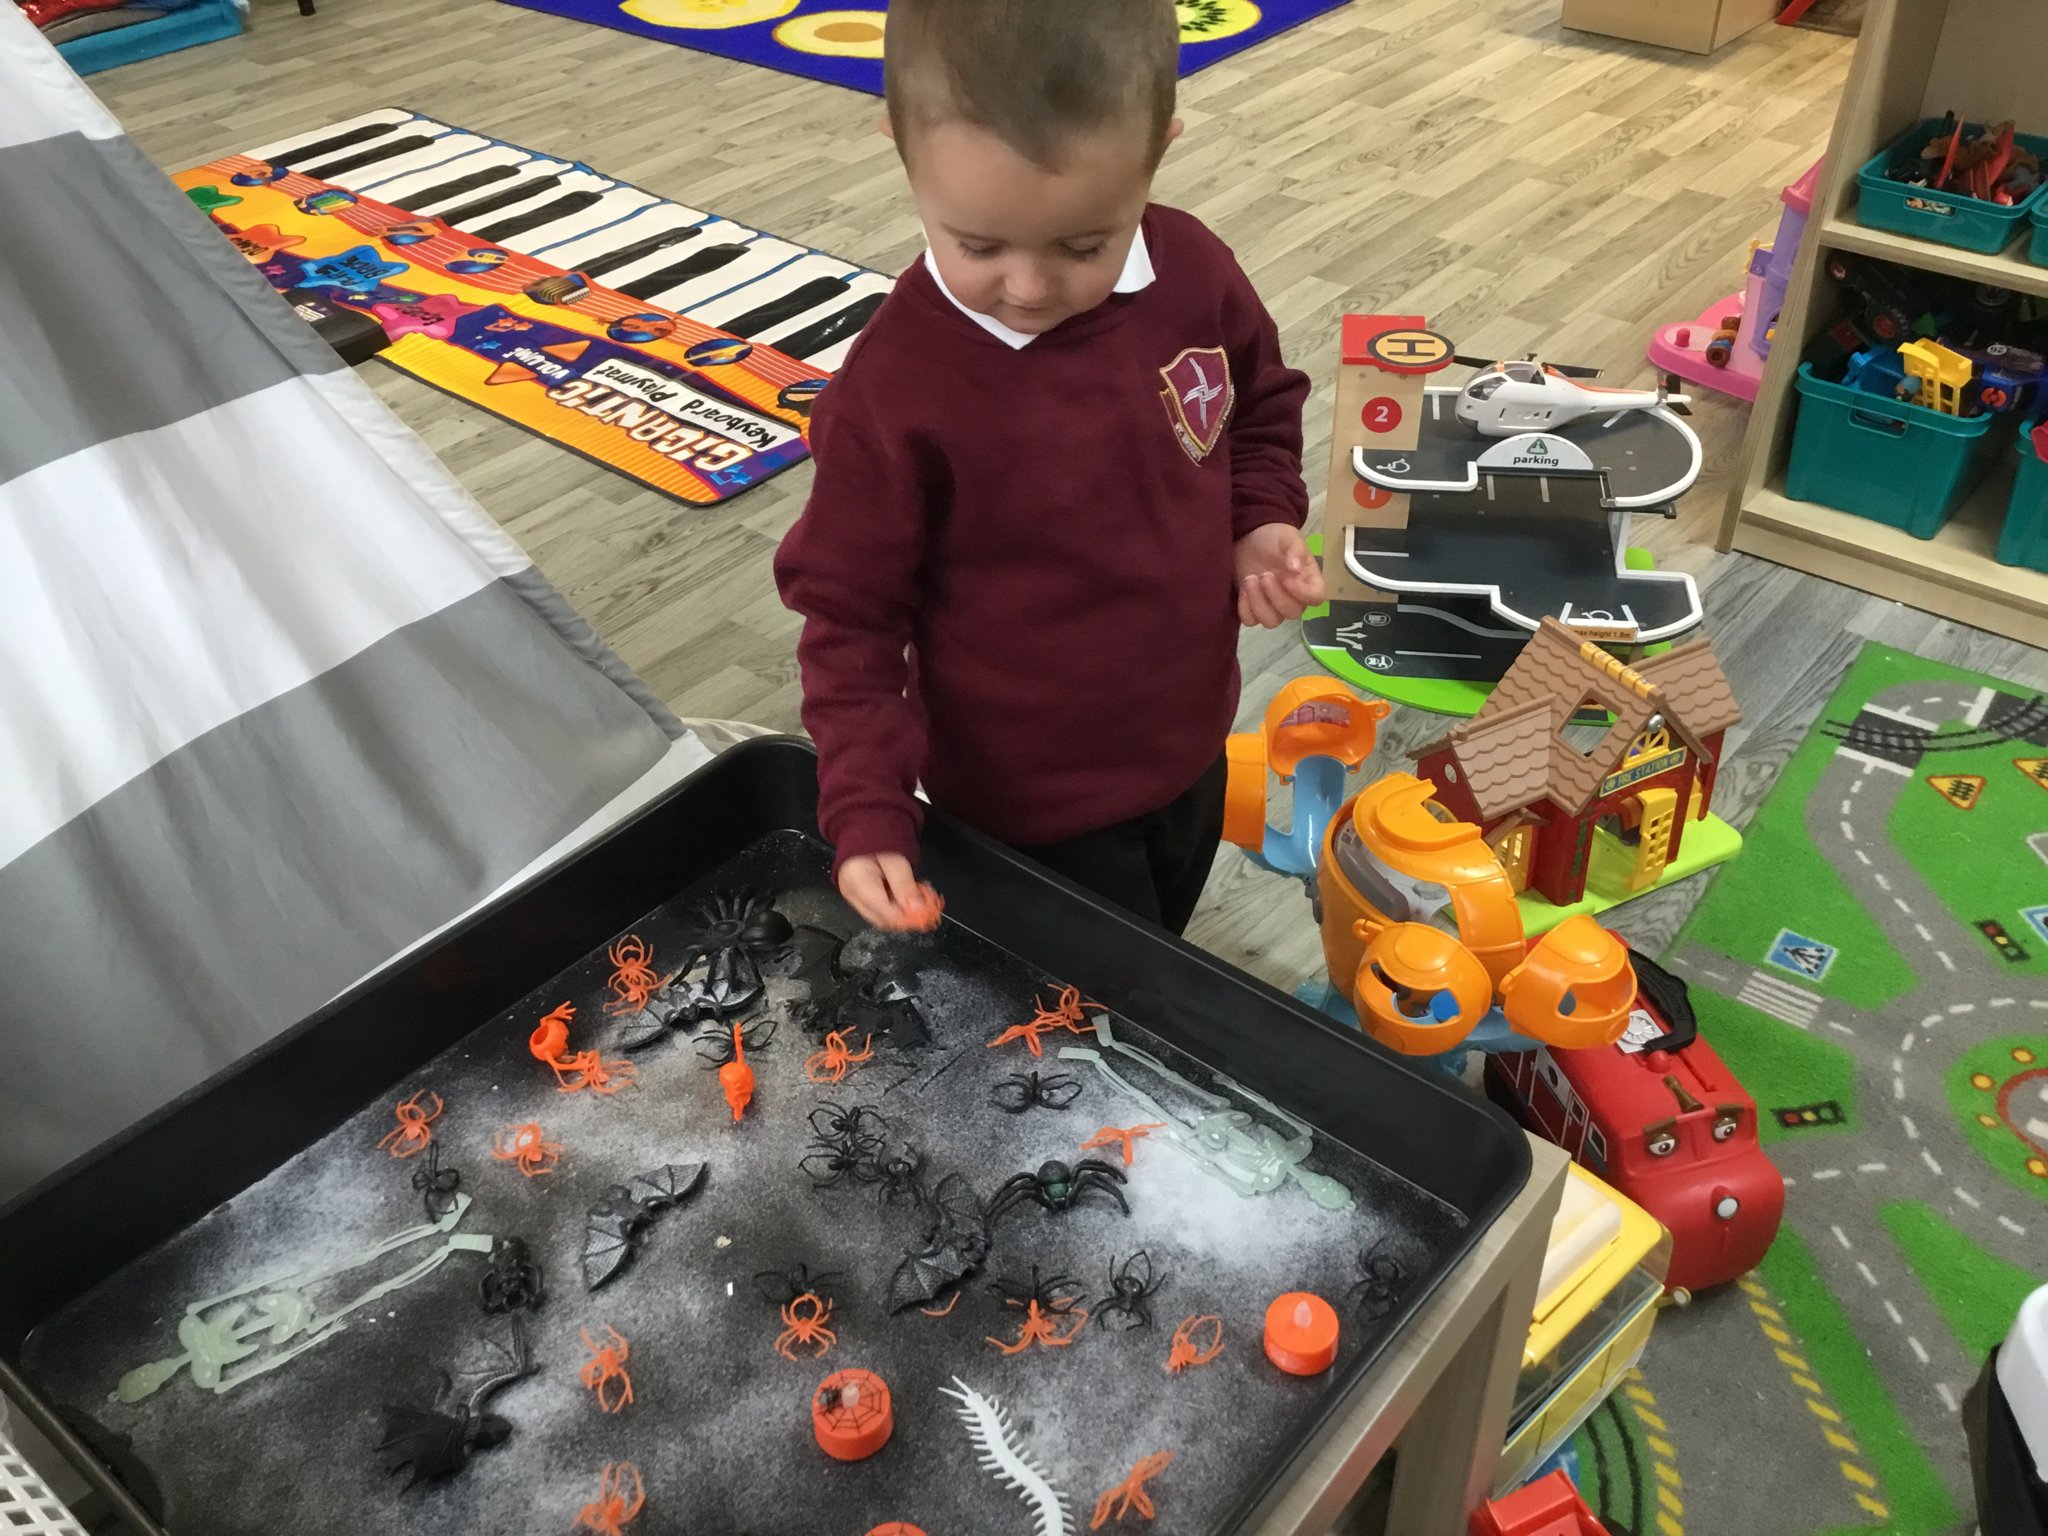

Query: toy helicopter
[[1454, 354, 1693, 438]]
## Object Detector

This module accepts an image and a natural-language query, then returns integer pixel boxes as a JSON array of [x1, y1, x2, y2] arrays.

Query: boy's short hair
[[884, 0, 1179, 170]]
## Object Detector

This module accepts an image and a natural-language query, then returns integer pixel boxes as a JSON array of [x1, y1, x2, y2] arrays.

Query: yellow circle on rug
[[1177, 0, 1260, 42], [776, 8, 886, 55], [620, 0, 798, 30]]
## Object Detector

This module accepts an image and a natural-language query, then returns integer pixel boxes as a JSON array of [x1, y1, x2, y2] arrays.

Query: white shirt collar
[[922, 226, 1156, 349]]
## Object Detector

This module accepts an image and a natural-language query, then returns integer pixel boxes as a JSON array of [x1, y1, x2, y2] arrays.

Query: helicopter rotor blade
[[1451, 354, 1502, 371], [1549, 362, 1604, 379]]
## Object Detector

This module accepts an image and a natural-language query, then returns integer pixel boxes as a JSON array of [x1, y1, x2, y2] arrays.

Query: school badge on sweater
[[1158, 346, 1234, 463]]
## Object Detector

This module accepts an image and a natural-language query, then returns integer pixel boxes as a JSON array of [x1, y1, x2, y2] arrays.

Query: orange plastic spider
[[573, 1461, 646, 1534], [529, 1003, 637, 1096], [896, 882, 945, 933], [986, 1298, 1089, 1356], [491, 1121, 562, 1178], [377, 1091, 443, 1159], [1079, 1123, 1167, 1167], [774, 1292, 838, 1360], [986, 985, 1101, 1057], [1091, 1450, 1175, 1529], [1164, 1314, 1224, 1374], [803, 1028, 874, 1085], [603, 935, 667, 1016], [578, 1325, 635, 1414]]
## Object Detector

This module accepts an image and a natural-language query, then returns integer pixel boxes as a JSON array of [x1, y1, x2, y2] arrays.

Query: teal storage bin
[[1786, 363, 2002, 538], [1997, 423, 2048, 570], [2032, 199, 2048, 266], [1857, 118, 2048, 254]]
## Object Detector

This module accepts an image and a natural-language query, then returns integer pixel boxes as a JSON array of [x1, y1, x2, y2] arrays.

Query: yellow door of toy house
[[1627, 788, 1678, 890], [1496, 824, 1533, 893]]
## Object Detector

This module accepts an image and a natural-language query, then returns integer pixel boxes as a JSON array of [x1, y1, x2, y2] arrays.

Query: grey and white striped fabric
[[0, 10, 711, 1205]]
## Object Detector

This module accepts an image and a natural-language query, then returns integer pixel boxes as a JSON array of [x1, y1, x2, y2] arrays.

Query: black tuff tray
[[0, 737, 1529, 1535]]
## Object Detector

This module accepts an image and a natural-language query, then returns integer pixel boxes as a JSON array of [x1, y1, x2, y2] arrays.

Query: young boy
[[774, 0, 1324, 936]]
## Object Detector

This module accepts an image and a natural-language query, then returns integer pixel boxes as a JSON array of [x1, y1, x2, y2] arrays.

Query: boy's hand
[[1233, 522, 1326, 628], [838, 853, 943, 932]]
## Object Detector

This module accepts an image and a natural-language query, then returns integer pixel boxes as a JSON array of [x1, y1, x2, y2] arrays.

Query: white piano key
[[749, 270, 895, 349], [644, 238, 811, 316], [533, 204, 712, 268], [244, 108, 422, 167], [490, 186, 664, 256], [596, 217, 759, 295], [686, 252, 858, 331], [340, 133, 498, 193], [396, 153, 576, 217], [808, 334, 859, 373]]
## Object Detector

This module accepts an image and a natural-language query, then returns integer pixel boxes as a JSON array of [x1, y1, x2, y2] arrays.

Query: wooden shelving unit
[[1720, 0, 2048, 648]]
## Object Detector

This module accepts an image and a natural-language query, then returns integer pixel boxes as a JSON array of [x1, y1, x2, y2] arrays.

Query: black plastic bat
[[581, 1161, 707, 1290], [798, 941, 932, 1050], [377, 1316, 535, 1488], [616, 893, 815, 1048], [886, 1172, 987, 1312]]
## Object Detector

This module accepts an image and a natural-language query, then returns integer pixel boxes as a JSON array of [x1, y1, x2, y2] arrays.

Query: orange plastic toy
[[896, 883, 945, 933], [987, 985, 1100, 1057], [1224, 679, 1388, 854], [804, 1028, 874, 1085], [578, 1325, 635, 1414], [719, 1021, 756, 1121], [986, 1297, 1088, 1356], [1470, 1469, 1611, 1536], [1164, 1315, 1224, 1374], [491, 1121, 562, 1177], [530, 1002, 637, 1096], [1263, 1292, 1340, 1376], [775, 1293, 837, 1360], [812, 1368, 893, 1461], [865, 1525, 929, 1536], [529, 1002, 575, 1063], [1091, 1450, 1175, 1529], [573, 1462, 646, 1535], [1079, 1123, 1166, 1168], [603, 935, 667, 1015], [377, 1091, 443, 1159]]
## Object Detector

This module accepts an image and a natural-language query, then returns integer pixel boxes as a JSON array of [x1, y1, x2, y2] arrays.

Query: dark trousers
[[1010, 756, 1227, 935]]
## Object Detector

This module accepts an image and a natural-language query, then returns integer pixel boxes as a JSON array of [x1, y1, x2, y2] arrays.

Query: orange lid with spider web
[[865, 1526, 928, 1536], [812, 1367, 893, 1461]]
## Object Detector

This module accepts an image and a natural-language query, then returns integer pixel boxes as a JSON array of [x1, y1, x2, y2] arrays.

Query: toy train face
[[1487, 1004, 1784, 1293], [1316, 775, 1635, 1056]]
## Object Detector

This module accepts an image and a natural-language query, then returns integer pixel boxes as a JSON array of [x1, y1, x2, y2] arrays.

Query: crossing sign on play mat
[[2016, 757, 2048, 790], [1928, 773, 1986, 809]]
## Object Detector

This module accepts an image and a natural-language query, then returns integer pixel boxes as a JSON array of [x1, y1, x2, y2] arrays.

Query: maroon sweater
[[774, 205, 1309, 867]]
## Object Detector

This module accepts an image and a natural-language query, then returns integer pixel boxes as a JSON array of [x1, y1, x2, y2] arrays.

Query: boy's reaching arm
[[773, 385, 931, 879], [1220, 259, 1321, 627]]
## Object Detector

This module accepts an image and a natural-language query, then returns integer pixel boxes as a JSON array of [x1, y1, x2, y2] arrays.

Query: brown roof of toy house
[[1422, 618, 1740, 822]]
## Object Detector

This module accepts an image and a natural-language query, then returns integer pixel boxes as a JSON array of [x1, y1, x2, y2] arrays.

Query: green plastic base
[[1302, 537, 1666, 718], [1517, 813, 1744, 938]]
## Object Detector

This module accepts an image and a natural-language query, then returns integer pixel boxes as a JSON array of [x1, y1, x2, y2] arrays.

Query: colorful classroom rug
[[494, 0, 1351, 94], [174, 109, 893, 506], [1572, 641, 2047, 1535]]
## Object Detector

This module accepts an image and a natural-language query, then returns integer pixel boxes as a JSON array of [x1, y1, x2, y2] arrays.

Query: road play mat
[[174, 109, 893, 505], [1575, 642, 2048, 1536], [493, 0, 1351, 94]]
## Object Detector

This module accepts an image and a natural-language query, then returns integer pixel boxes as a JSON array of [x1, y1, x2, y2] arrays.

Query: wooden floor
[[92, 0, 2048, 989]]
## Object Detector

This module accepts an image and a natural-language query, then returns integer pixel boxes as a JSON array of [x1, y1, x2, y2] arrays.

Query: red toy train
[[1486, 952, 1783, 1294]]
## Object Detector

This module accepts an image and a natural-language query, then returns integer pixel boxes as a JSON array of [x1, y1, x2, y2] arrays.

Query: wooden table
[[1255, 1136, 1571, 1536]]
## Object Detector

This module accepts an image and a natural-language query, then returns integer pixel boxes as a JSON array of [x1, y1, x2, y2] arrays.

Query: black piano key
[[299, 134, 441, 183], [402, 161, 522, 211], [719, 276, 855, 339], [471, 191, 605, 245], [258, 121, 400, 168], [771, 292, 887, 359], [439, 175, 565, 230], [618, 243, 748, 301], [579, 223, 702, 279]]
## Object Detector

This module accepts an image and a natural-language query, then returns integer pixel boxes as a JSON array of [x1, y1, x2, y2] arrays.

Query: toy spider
[[774, 1293, 837, 1360], [578, 1325, 634, 1414], [574, 1461, 645, 1535], [602, 936, 667, 1017], [808, 1100, 887, 1150], [1094, 1250, 1168, 1331], [378, 1091, 443, 1159], [478, 1237, 544, 1314], [985, 1158, 1129, 1223], [657, 889, 796, 1021], [870, 1143, 927, 1207], [800, 1101, 890, 1185], [1164, 1314, 1224, 1373], [695, 1015, 776, 1068], [989, 1070, 1083, 1114], [753, 1263, 844, 1308], [1349, 1239, 1413, 1322], [804, 1028, 875, 1085], [799, 1140, 875, 1189], [491, 1122, 562, 1178], [984, 1266, 1088, 1354], [411, 1143, 461, 1221]]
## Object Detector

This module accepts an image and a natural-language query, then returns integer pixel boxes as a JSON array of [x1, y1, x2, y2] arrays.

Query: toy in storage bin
[[1856, 118, 2048, 255], [1996, 420, 2048, 571], [1787, 362, 2003, 538]]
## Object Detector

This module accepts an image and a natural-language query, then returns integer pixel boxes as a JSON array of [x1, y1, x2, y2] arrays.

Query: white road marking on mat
[[1851, 776, 1866, 794], [1840, 747, 1912, 777], [1937, 1382, 1959, 1413], [1923, 1013, 1944, 1030], [1894, 1076, 1906, 1100], [1908, 1336, 1929, 1365], [1828, 1020, 1857, 1036], [1921, 1149, 1944, 1176], [1841, 798, 1853, 816], [1902, 1116, 1920, 1140], [1915, 923, 1934, 942], [1948, 1002, 1974, 1014], [1902, 1033, 1916, 1052], [1883, 1300, 1903, 1325], [1966, 686, 1995, 726], [1936, 951, 1956, 971], [2000, 1216, 2028, 1235], [1954, 1187, 1981, 1209], [1992, 997, 2016, 1009], [1858, 1163, 1887, 1173], [1857, 1261, 1879, 1286], [1854, 849, 1874, 865], [1840, 820, 1857, 842], [1868, 702, 1939, 730], [1894, 896, 1915, 914], [1813, 1169, 1842, 1181], [1875, 873, 1892, 891], [1833, 1225, 1852, 1248]]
